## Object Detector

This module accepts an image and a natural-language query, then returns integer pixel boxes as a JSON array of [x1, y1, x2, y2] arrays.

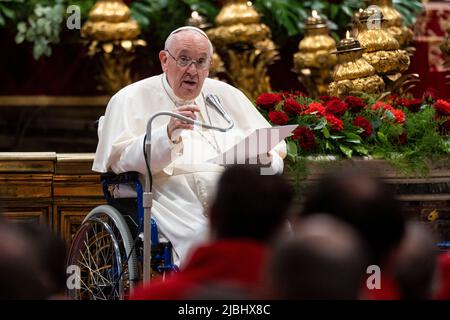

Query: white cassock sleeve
[[92, 90, 183, 175]]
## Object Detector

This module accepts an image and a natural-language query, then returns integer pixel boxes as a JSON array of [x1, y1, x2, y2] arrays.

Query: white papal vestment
[[92, 74, 286, 266]]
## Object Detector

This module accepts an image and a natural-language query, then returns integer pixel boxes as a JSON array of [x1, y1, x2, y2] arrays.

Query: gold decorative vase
[[81, 0, 146, 94], [206, 0, 279, 99], [366, 0, 414, 48], [328, 32, 385, 98], [293, 10, 337, 97], [356, 8, 410, 76]]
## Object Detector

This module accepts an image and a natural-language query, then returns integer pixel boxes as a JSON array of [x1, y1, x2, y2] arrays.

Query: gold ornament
[[356, 8, 410, 76], [328, 31, 385, 98], [366, 0, 414, 48], [207, 0, 279, 99], [293, 10, 337, 97], [82, 0, 146, 94]]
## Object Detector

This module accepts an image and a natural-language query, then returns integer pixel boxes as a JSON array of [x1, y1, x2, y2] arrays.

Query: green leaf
[[339, 144, 353, 158], [345, 132, 362, 141], [0, 4, 15, 19], [353, 145, 369, 156], [17, 22, 26, 33], [314, 118, 327, 130], [345, 139, 361, 144], [377, 131, 389, 144], [14, 32, 25, 43], [330, 135, 345, 140], [287, 140, 298, 158], [322, 126, 330, 139]]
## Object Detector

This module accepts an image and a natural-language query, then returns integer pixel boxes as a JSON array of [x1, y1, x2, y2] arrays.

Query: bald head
[[268, 215, 367, 299]]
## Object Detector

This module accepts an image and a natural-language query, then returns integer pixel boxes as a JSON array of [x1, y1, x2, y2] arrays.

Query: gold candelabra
[[206, 0, 279, 99], [81, 0, 146, 94], [356, 8, 410, 76], [293, 10, 337, 98], [365, 0, 414, 49], [328, 31, 385, 98]]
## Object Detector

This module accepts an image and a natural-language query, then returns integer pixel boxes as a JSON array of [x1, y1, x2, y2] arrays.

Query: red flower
[[423, 87, 439, 102], [371, 101, 393, 111], [292, 126, 316, 150], [325, 114, 344, 131], [352, 116, 373, 138], [397, 98, 422, 113], [268, 111, 289, 125], [345, 96, 366, 113], [282, 98, 305, 115], [390, 109, 406, 124], [304, 102, 326, 117], [256, 93, 282, 110], [434, 99, 450, 116], [325, 98, 348, 117]]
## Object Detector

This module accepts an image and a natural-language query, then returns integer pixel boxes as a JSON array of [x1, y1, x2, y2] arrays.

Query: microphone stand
[[142, 109, 234, 283]]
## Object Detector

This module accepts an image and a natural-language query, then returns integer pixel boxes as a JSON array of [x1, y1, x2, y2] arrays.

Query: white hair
[[164, 26, 214, 57]]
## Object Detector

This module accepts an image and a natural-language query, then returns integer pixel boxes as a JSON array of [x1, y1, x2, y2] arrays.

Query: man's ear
[[159, 50, 168, 72]]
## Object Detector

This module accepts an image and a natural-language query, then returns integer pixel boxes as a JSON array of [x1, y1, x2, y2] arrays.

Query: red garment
[[434, 252, 450, 300], [361, 274, 402, 300], [131, 240, 267, 300]]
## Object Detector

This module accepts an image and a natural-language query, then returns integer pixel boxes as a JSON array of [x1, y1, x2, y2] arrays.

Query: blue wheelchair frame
[[101, 171, 178, 275]]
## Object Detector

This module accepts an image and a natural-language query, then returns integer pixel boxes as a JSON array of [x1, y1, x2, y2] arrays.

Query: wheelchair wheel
[[67, 205, 139, 300]]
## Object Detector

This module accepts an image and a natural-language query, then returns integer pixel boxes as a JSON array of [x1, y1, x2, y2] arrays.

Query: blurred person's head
[[17, 224, 67, 298], [299, 166, 406, 266], [393, 222, 438, 299], [209, 165, 294, 243], [268, 214, 366, 299], [0, 222, 47, 299]]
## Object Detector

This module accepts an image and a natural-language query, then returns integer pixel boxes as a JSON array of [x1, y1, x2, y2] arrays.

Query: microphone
[[205, 94, 233, 124]]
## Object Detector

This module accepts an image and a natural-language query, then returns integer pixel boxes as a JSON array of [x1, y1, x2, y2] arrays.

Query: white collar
[[162, 73, 200, 107]]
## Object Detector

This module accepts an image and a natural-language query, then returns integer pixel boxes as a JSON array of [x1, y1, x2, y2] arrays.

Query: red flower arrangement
[[254, 89, 450, 162]]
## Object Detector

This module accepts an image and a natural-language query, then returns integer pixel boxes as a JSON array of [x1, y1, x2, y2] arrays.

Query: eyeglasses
[[165, 50, 210, 70]]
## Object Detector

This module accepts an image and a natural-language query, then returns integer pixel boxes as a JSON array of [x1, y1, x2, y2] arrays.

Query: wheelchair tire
[[67, 205, 139, 300]]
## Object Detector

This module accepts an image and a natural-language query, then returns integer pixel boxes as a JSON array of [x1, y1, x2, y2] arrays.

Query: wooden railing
[[1, 153, 449, 246]]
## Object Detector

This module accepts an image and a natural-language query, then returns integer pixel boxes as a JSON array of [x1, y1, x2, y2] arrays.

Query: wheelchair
[[66, 171, 178, 300]]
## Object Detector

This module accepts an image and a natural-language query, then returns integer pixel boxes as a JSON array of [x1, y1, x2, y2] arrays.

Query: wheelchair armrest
[[100, 171, 140, 185]]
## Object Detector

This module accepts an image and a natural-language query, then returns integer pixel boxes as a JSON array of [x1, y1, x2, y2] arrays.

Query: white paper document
[[207, 124, 298, 165]]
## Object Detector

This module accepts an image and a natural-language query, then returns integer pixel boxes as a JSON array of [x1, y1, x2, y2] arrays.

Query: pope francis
[[92, 26, 286, 266]]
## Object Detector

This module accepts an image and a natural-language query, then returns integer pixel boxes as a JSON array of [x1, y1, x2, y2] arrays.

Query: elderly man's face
[[159, 31, 211, 100]]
